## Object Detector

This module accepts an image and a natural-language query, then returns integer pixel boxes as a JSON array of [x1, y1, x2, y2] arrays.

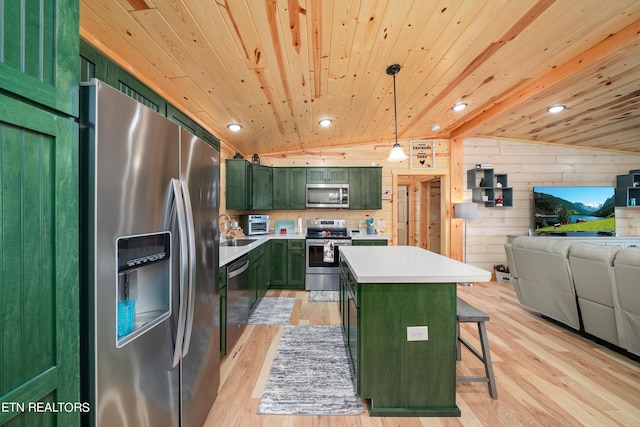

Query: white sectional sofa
[[505, 236, 640, 357]]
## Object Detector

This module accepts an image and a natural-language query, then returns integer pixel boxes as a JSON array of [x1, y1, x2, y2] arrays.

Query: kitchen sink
[[220, 239, 257, 247]]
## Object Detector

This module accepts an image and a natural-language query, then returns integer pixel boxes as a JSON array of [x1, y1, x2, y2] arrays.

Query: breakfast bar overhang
[[339, 246, 491, 417]]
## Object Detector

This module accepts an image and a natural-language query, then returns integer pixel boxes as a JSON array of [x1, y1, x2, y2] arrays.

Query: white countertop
[[349, 231, 389, 240], [219, 234, 305, 266], [340, 246, 491, 283]]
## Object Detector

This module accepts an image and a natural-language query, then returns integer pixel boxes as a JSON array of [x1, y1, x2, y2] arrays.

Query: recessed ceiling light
[[452, 103, 467, 112], [228, 123, 242, 131], [547, 105, 566, 113], [319, 119, 332, 127], [431, 124, 441, 132]]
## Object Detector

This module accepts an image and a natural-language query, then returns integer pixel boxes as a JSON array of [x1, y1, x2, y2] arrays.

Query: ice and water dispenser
[[116, 232, 171, 346]]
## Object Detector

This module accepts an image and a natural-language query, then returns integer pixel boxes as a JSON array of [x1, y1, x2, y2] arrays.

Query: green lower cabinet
[[269, 240, 288, 286], [352, 239, 388, 246], [269, 239, 306, 290], [286, 240, 306, 289], [249, 244, 269, 311]]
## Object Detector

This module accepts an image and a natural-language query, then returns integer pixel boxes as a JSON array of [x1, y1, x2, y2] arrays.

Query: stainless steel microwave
[[306, 184, 349, 209]]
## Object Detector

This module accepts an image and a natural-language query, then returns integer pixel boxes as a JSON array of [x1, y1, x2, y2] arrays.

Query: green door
[[272, 168, 306, 209], [269, 240, 288, 286], [0, 94, 79, 426], [0, 0, 79, 117], [287, 240, 306, 288], [252, 165, 273, 210], [349, 167, 382, 210]]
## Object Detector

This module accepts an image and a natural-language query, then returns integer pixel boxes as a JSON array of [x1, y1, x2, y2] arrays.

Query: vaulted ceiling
[[80, 0, 640, 155]]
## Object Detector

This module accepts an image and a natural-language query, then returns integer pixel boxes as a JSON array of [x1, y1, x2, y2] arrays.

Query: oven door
[[306, 239, 351, 274]]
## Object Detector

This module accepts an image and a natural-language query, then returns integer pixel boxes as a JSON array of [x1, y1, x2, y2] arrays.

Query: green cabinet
[[225, 160, 272, 210], [269, 239, 306, 290], [272, 167, 306, 209], [252, 165, 273, 210], [349, 167, 382, 210], [80, 39, 220, 151], [226, 159, 252, 210], [307, 167, 349, 184], [352, 239, 388, 246], [269, 240, 288, 286], [0, 96, 79, 426], [0, 0, 79, 117], [1, 2, 80, 425], [287, 240, 306, 288], [249, 243, 270, 311]]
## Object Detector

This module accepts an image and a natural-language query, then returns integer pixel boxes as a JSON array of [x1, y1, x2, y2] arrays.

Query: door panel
[[0, 0, 79, 116], [0, 93, 78, 426]]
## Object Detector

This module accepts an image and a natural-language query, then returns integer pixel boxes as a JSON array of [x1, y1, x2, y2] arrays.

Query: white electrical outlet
[[377, 219, 385, 226], [407, 326, 429, 341]]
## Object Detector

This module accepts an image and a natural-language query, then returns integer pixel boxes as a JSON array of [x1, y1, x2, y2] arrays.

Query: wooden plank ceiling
[[80, 0, 640, 155]]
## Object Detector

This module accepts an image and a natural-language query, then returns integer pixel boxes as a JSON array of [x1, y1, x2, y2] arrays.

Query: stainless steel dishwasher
[[226, 255, 250, 354]]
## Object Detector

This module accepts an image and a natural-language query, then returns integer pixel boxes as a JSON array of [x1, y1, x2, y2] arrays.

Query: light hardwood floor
[[203, 282, 640, 426]]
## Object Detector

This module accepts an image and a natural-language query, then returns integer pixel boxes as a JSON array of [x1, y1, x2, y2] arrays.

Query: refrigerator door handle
[[180, 179, 197, 357], [170, 178, 189, 368]]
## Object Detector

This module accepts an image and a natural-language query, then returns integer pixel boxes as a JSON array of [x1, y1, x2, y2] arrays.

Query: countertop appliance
[[306, 219, 352, 291], [80, 80, 220, 427], [306, 183, 349, 208], [240, 214, 269, 235], [225, 255, 250, 354]]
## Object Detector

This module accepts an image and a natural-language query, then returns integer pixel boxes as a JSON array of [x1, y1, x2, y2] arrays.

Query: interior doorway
[[397, 186, 409, 245], [395, 174, 447, 255]]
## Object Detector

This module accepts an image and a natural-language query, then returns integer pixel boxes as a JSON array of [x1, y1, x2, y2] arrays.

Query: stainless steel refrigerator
[[80, 80, 220, 427]]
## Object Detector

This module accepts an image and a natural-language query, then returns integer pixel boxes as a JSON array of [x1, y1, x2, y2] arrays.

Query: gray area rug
[[258, 325, 364, 415], [308, 290, 339, 302], [248, 297, 295, 325]]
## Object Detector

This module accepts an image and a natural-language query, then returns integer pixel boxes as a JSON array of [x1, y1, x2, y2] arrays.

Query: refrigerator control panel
[[117, 232, 171, 272]]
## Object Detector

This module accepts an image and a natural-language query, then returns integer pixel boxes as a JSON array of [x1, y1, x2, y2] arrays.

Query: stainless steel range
[[305, 219, 352, 291]]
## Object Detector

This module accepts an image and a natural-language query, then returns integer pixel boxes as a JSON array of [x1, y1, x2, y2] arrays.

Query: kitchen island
[[339, 246, 491, 417]]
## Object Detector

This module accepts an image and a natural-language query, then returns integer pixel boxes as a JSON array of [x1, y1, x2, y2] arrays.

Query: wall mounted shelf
[[615, 169, 640, 207], [467, 168, 513, 207]]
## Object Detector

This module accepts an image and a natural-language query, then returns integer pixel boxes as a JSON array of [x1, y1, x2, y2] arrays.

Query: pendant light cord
[[393, 72, 398, 145]]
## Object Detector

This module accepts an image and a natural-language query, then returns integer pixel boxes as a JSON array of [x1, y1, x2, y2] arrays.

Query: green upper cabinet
[[225, 160, 272, 210], [226, 159, 252, 210], [80, 40, 220, 151], [272, 167, 306, 210], [349, 167, 382, 210], [307, 167, 349, 184], [252, 165, 273, 210], [0, 93, 79, 426], [0, 0, 79, 117]]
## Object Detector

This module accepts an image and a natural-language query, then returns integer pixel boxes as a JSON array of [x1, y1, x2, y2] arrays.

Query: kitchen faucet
[[219, 213, 235, 240]]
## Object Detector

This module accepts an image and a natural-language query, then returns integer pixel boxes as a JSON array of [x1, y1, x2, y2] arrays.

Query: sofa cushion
[[510, 236, 579, 329], [613, 247, 640, 356]]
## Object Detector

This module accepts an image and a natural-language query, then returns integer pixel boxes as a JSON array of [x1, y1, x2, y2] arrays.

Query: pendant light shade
[[386, 64, 407, 162]]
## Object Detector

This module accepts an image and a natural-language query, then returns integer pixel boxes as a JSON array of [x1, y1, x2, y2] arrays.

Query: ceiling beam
[[450, 17, 640, 140]]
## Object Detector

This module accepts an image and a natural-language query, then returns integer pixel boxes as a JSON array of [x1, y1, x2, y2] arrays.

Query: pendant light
[[386, 64, 408, 162]]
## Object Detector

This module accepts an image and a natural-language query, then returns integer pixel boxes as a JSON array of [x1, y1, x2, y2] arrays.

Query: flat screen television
[[533, 186, 616, 235]]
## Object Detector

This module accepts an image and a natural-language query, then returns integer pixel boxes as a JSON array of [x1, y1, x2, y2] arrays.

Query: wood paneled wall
[[463, 137, 640, 272]]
